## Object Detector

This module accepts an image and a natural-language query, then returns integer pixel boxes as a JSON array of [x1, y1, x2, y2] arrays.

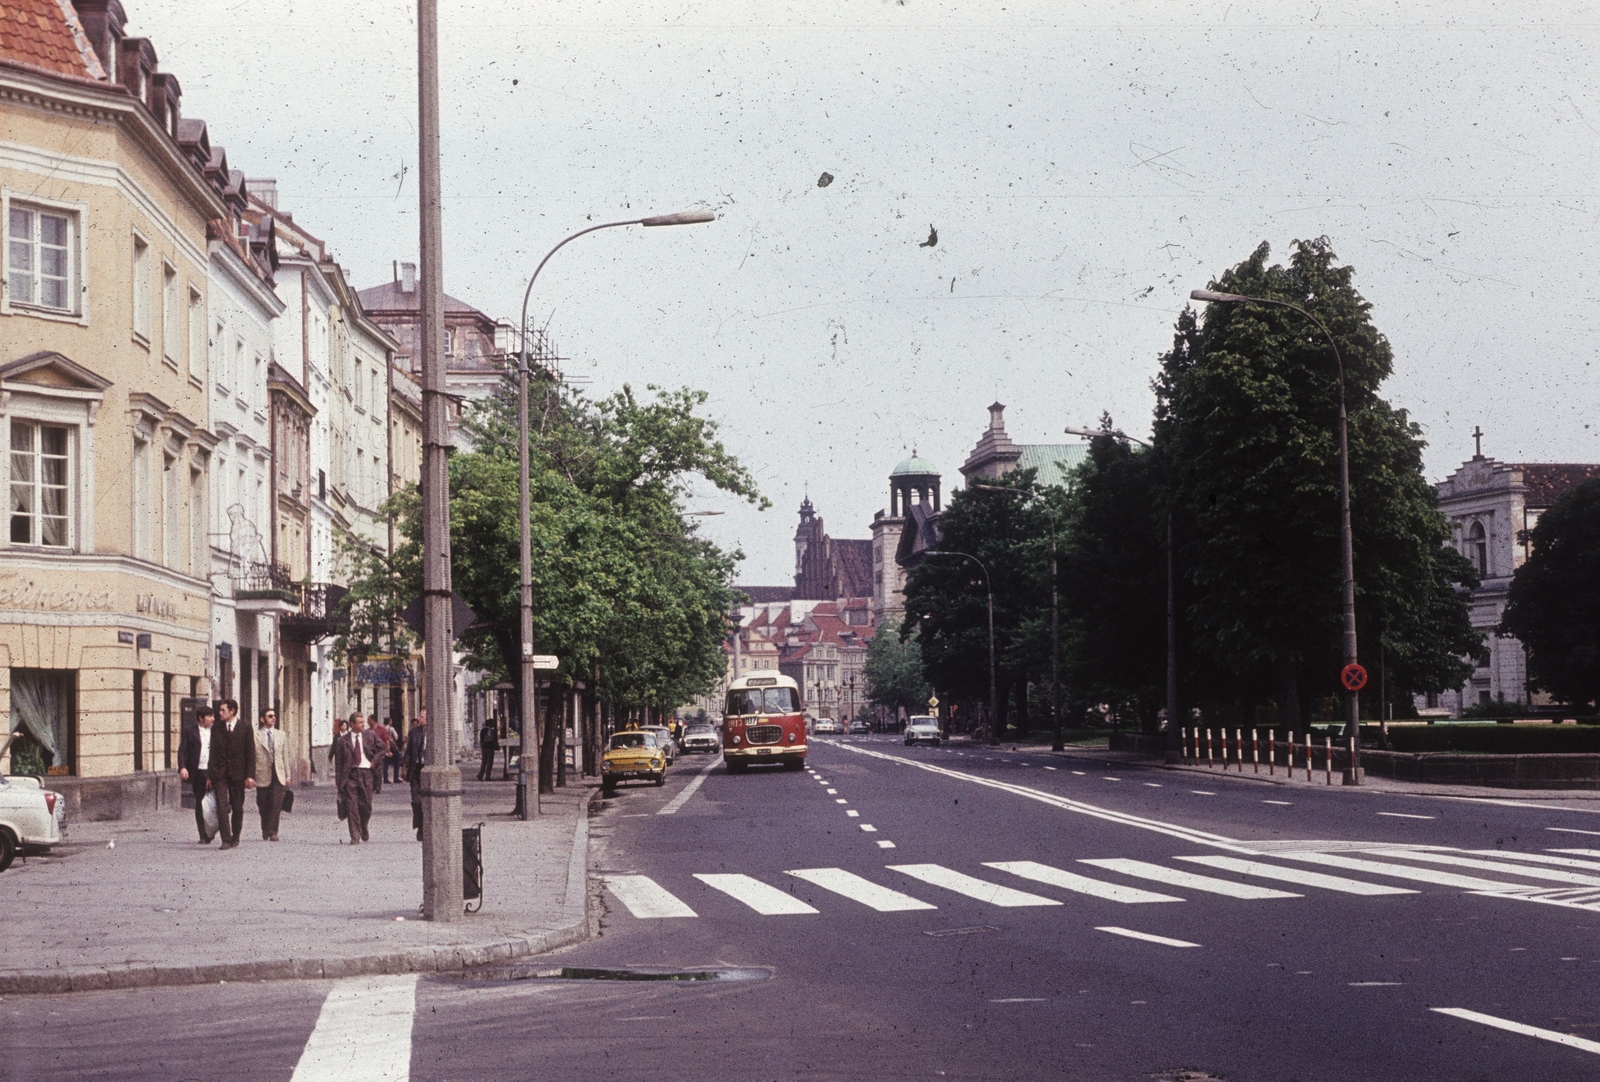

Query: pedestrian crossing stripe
[[887, 864, 1061, 907], [694, 873, 818, 915], [787, 867, 937, 912], [1175, 855, 1417, 896], [1079, 858, 1301, 899], [985, 860, 1182, 904]]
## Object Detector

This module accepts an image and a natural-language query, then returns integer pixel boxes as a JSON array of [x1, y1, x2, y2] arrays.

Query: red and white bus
[[722, 670, 806, 771]]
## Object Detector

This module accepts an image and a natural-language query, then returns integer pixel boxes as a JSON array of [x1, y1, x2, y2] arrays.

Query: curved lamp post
[[924, 549, 998, 746], [513, 208, 715, 819], [1190, 288, 1362, 785], [1064, 427, 1179, 761]]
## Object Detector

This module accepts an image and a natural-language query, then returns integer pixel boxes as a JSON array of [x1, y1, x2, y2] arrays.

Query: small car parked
[[0, 770, 65, 871], [601, 731, 668, 795]]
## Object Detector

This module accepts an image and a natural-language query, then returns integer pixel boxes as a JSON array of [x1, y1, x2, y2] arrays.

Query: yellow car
[[602, 731, 667, 795]]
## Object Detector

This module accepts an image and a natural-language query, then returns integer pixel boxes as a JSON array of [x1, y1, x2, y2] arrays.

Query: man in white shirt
[[333, 712, 381, 844], [177, 705, 217, 843]]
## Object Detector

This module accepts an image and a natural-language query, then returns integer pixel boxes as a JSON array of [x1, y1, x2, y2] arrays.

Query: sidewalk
[[0, 766, 596, 994]]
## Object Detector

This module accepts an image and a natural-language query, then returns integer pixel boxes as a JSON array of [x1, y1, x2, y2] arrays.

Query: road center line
[[1377, 812, 1436, 820], [290, 974, 419, 1082], [657, 756, 721, 816], [1432, 1007, 1600, 1057]]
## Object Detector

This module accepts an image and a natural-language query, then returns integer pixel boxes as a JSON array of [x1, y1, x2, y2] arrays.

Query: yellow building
[[1, 3, 224, 814]]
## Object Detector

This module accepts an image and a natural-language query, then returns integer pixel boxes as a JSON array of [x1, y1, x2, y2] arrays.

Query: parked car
[[679, 723, 721, 754], [812, 718, 842, 735], [601, 731, 668, 795], [0, 770, 65, 871], [904, 715, 942, 747], [848, 720, 871, 734], [638, 725, 678, 764]]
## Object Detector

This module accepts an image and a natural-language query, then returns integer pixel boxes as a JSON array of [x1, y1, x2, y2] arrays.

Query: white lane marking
[[1276, 851, 1524, 892], [657, 756, 720, 815], [1264, 800, 1293, 806], [1103, 777, 1122, 782], [787, 867, 936, 912], [1377, 812, 1436, 820], [860, 823, 878, 832], [1096, 926, 1200, 948], [846, 810, 860, 817], [835, 798, 848, 803], [1349, 982, 1403, 987], [990, 997, 1047, 1003], [1446, 797, 1600, 815], [1552, 848, 1600, 858], [1469, 850, 1600, 872], [1176, 856, 1417, 896], [1548, 827, 1600, 837], [876, 840, 897, 848], [694, 873, 818, 915], [1072, 771, 1086, 776], [888, 864, 1062, 908], [985, 861, 1182, 904], [1145, 783, 1163, 788], [1381, 850, 1600, 887], [1191, 791, 1215, 796], [1432, 1007, 1600, 1057], [604, 875, 698, 918], [289, 974, 418, 1082], [1044, 766, 1057, 771], [1081, 859, 1300, 899], [827, 788, 837, 794]]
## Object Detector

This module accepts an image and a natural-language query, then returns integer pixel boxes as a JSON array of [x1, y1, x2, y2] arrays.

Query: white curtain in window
[[10, 668, 72, 761]]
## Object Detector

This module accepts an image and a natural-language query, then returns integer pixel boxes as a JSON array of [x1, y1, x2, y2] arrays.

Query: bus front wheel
[[725, 759, 747, 773]]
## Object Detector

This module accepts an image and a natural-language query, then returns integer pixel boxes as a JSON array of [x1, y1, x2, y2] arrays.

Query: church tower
[[793, 496, 831, 600], [872, 453, 941, 626]]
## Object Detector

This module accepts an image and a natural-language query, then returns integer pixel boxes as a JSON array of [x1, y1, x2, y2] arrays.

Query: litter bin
[[463, 822, 484, 913]]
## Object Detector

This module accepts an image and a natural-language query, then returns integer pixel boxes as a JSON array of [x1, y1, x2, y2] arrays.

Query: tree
[[1499, 478, 1600, 711], [1156, 238, 1479, 723], [863, 630, 931, 717]]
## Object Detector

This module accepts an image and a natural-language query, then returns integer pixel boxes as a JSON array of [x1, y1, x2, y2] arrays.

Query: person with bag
[[177, 704, 217, 844], [334, 711, 382, 844], [254, 708, 290, 841], [210, 699, 256, 850]]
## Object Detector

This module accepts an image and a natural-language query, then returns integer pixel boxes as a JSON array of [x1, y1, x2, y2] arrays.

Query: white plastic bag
[[201, 791, 219, 836]]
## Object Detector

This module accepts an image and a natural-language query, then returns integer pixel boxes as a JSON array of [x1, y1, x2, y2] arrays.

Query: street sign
[[531, 655, 560, 670], [1340, 663, 1368, 692], [928, 695, 940, 708]]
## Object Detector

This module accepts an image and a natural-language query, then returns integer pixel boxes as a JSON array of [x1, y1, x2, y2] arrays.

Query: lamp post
[[1189, 288, 1362, 786], [512, 209, 715, 820], [1064, 426, 1179, 762], [924, 550, 998, 746], [971, 482, 1062, 751]]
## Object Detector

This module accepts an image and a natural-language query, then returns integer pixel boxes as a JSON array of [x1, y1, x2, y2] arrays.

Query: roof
[[1016, 444, 1089, 489], [832, 538, 873, 599], [357, 280, 488, 318], [738, 585, 795, 604], [1514, 464, 1600, 509], [892, 455, 939, 477], [0, 0, 106, 80]]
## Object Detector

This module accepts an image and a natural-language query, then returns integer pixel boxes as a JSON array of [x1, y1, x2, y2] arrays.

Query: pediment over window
[[1, 351, 113, 394]]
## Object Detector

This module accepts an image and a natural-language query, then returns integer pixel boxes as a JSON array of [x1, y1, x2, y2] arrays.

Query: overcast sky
[[132, 1, 1597, 583]]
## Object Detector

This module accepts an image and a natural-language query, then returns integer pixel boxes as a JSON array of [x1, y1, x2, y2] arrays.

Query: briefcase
[[337, 794, 347, 820], [282, 787, 295, 814]]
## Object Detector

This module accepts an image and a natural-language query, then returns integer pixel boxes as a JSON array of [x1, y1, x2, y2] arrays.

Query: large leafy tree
[[1157, 238, 1479, 723], [863, 630, 931, 717], [1500, 478, 1600, 711]]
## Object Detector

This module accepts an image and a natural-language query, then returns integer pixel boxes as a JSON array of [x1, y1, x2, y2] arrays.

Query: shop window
[[9, 421, 72, 548], [8, 668, 75, 776]]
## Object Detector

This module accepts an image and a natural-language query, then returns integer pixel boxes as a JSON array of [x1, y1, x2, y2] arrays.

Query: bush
[[1380, 724, 1600, 755], [1459, 699, 1527, 720]]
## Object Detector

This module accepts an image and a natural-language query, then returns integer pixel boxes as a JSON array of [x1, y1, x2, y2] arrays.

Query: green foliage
[[1500, 478, 1600, 711], [331, 518, 418, 667], [863, 629, 931, 715]]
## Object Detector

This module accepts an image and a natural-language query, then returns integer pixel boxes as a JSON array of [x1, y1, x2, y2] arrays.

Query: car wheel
[[932, 739, 942, 746], [654, 773, 665, 787], [602, 781, 616, 796], [0, 829, 16, 873]]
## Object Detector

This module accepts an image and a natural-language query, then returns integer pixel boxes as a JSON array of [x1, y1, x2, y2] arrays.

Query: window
[[1468, 521, 1488, 578], [370, 368, 380, 415], [163, 451, 180, 568], [132, 436, 152, 559], [162, 262, 179, 365], [354, 359, 365, 412], [188, 286, 204, 381], [233, 339, 246, 403], [9, 422, 71, 547], [132, 235, 151, 340], [213, 320, 227, 391], [8, 668, 75, 776], [7, 204, 74, 312]]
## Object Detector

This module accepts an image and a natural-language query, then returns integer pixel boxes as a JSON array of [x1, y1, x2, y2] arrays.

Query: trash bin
[[463, 822, 484, 913]]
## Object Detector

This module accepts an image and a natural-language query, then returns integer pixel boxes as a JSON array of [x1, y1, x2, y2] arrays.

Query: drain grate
[[458, 964, 771, 984], [923, 925, 999, 938]]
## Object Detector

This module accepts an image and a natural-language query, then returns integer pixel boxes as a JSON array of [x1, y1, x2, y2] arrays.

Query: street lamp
[[512, 208, 715, 820], [1189, 288, 1362, 785], [924, 550, 999, 746], [1064, 426, 1179, 762], [970, 482, 1063, 752]]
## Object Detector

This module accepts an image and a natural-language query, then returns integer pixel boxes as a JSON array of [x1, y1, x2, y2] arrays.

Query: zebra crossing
[[601, 844, 1600, 921]]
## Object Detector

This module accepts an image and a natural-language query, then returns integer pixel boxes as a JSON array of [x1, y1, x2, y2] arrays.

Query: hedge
[[1377, 724, 1600, 755]]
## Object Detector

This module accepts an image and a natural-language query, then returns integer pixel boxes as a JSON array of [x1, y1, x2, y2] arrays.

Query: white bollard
[[1252, 729, 1260, 774], [1305, 731, 1313, 783], [1268, 730, 1276, 776]]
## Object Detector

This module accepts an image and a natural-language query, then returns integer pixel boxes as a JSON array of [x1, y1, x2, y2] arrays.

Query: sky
[[129, 1, 1598, 584]]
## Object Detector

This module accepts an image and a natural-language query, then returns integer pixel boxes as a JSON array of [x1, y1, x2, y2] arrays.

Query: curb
[[0, 797, 598, 996]]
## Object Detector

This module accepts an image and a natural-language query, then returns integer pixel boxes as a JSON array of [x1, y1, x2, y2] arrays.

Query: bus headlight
[[731, 735, 741, 746]]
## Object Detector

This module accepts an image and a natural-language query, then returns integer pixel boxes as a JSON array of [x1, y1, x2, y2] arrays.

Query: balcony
[[233, 561, 300, 616], [280, 581, 350, 641]]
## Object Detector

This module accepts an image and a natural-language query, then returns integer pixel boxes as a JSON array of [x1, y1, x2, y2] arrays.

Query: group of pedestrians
[[176, 702, 430, 848]]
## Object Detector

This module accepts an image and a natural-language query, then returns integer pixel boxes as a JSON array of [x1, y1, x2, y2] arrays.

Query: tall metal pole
[[1051, 518, 1062, 752], [416, 0, 463, 920], [1190, 289, 1361, 784]]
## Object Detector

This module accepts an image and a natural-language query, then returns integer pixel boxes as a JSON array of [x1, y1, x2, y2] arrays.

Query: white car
[[812, 718, 842, 735], [904, 715, 942, 746], [0, 773, 65, 871]]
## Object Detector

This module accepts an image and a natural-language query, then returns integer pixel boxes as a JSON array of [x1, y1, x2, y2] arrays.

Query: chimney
[[988, 401, 1006, 432], [400, 262, 416, 294], [247, 178, 278, 209], [72, 0, 126, 81]]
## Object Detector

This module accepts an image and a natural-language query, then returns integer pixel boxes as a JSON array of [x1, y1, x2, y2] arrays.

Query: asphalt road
[[8, 735, 1600, 1081]]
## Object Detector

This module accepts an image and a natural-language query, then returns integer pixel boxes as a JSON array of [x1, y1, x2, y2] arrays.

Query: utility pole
[[416, 0, 463, 919], [514, 333, 540, 818]]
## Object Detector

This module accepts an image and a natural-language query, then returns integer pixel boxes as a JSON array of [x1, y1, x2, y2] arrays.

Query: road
[[7, 735, 1600, 1080]]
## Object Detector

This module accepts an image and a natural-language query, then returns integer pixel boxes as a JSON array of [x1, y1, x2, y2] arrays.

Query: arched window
[[1469, 521, 1488, 578]]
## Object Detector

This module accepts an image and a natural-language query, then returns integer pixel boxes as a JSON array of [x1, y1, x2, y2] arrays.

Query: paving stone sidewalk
[[0, 767, 595, 994]]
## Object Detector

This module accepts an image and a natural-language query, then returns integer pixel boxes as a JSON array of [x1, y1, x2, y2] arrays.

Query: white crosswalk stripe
[[1551, 848, 1600, 859], [1175, 855, 1417, 896], [290, 974, 418, 1082], [1080, 858, 1300, 899], [604, 874, 698, 918], [985, 860, 1183, 904], [694, 873, 819, 914], [887, 864, 1062, 907], [1384, 850, 1600, 887], [787, 867, 938, 912], [1275, 851, 1525, 892], [1471, 850, 1600, 872]]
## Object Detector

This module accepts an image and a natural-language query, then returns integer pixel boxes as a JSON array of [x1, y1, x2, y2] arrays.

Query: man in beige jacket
[[254, 708, 291, 841]]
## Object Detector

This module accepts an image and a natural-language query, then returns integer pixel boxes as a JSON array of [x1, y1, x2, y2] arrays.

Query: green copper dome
[[891, 455, 939, 477]]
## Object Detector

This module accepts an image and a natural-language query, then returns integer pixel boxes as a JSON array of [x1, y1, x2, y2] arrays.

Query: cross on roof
[[1473, 425, 1485, 459]]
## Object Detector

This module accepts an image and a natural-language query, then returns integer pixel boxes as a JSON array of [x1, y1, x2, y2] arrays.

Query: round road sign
[[1340, 663, 1368, 692]]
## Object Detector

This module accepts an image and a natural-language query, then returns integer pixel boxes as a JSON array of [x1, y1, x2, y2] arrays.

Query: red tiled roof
[[833, 539, 873, 599], [1514, 464, 1600, 509], [0, 0, 105, 80]]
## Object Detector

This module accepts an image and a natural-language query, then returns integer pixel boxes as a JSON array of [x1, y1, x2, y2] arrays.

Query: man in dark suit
[[209, 699, 256, 849], [476, 718, 499, 780], [177, 704, 217, 843], [334, 711, 383, 844], [405, 710, 429, 841]]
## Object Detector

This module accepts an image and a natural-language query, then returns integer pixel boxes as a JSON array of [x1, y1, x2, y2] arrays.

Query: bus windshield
[[726, 687, 801, 715]]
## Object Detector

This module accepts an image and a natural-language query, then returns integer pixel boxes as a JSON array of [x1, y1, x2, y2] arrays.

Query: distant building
[[960, 401, 1086, 487], [793, 496, 873, 602], [1415, 450, 1600, 716], [872, 454, 941, 626]]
